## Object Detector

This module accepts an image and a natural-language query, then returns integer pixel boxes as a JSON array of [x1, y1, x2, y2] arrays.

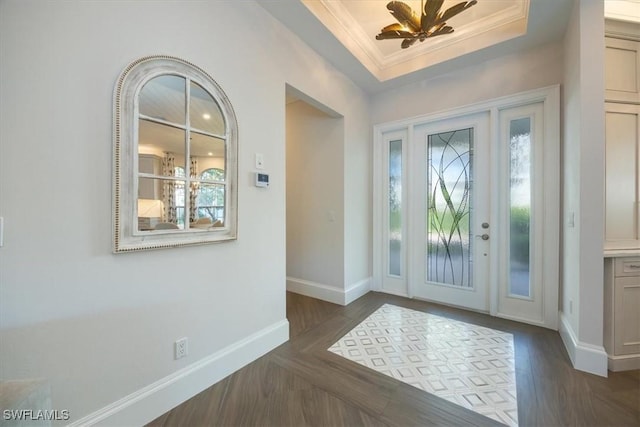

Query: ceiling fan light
[[378, 0, 478, 49]]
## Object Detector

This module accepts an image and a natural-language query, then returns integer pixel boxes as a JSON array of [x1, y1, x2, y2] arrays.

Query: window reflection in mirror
[[136, 74, 226, 232]]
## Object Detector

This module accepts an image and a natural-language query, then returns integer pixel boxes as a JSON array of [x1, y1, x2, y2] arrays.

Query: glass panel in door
[[426, 129, 473, 288], [509, 118, 532, 298], [389, 139, 403, 277]]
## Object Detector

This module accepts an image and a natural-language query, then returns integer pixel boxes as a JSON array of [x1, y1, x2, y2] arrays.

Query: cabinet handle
[[628, 264, 640, 269]]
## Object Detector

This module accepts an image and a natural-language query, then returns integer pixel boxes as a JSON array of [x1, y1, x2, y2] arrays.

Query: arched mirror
[[113, 56, 238, 252]]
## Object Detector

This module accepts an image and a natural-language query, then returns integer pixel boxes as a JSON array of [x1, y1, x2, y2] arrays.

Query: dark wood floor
[[148, 292, 640, 426]]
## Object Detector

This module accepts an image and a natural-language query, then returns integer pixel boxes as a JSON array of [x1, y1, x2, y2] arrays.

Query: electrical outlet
[[175, 337, 188, 360]]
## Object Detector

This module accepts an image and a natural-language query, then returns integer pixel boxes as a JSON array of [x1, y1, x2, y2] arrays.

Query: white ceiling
[[260, 0, 575, 94]]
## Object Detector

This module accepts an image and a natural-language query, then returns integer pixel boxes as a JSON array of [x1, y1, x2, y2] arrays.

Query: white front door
[[410, 112, 491, 312], [375, 87, 560, 329]]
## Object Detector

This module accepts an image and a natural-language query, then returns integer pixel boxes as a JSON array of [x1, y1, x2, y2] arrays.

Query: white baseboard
[[345, 277, 372, 305], [286, 277, 371, 306], [608, 353, 640, 372], [559, 312, 608, 377], [69, 319, 289, 426]]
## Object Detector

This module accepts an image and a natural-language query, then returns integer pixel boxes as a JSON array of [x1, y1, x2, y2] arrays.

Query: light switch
[[255, 153, 264, 169]]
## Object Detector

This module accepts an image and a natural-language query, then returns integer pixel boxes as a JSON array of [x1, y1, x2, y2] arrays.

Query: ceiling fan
[[376, 0, 478, 49]]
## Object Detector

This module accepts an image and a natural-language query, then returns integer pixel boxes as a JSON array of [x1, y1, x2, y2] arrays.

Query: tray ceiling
[[260, 0, 576, 93], [301, 0, 530, 82]]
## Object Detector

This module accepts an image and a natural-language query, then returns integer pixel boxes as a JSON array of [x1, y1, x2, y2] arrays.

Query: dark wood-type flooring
[[148, 292, 640, 426]]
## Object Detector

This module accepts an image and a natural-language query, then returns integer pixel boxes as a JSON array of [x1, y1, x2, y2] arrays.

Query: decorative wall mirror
[[113, 56, 238, 252]]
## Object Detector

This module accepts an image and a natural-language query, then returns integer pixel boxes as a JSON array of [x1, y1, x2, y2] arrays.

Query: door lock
[[481, 222, 490, 229]]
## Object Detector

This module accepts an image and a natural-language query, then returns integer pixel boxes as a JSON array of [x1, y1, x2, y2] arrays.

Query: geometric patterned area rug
[[328, 304, 518, 426]]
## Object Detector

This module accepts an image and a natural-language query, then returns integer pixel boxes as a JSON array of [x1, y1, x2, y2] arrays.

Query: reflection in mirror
[[138, 120, 185, 176], [139, 75, 186, 124], [114, 56, 238, 252], [136, 80, 226, 232], [195, 182, 225, 226], [190, 81, 224, 135], [136, 176, 186, 232], [190, 134, 225, 168], [137, 198, 164, 231]]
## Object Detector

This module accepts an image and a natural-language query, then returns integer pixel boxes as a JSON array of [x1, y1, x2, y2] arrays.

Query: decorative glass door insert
[[426, 128, 473, 288]]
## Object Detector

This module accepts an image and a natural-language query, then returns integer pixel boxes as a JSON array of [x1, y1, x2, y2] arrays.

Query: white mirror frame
[[113, 55, 238, 252]]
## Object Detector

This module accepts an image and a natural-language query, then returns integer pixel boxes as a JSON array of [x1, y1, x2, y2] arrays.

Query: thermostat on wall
[[255, 172, 269, 188]]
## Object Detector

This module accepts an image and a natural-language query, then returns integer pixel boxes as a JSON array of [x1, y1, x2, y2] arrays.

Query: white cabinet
[[603, 27, 640, 373], [604, 256, 640, 371], [604, 32, 640, 252], [605, 37, 640, 104], [604, 103, 640, 251]]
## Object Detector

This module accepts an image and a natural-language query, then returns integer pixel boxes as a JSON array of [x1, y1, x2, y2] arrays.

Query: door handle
[[476, 234, 489, 240]]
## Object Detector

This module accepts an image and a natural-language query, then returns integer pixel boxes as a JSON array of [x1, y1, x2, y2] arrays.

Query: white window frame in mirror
[[113, 55, 238, 252]]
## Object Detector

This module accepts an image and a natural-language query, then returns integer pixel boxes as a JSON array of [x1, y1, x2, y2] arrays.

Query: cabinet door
[[606, 37, 640, 104], [605, 103, 639, 249], [614, 275, 640, 355]]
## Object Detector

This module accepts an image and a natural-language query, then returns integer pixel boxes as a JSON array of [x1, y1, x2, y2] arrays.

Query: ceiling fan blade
[[422, 0, 445, 32], [380, 23, 409, 33], [401, 37, 419, 49], [376, 29, 416, 40], [429, 25, 454, 37], [426, 22, 446, 36], [435, 0, 477, 26], [386, 1, 421, 32]]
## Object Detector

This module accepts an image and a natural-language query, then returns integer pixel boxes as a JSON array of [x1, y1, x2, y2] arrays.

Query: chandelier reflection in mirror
[[376, 0, 478, 49], [113, 56, 238, 252]]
